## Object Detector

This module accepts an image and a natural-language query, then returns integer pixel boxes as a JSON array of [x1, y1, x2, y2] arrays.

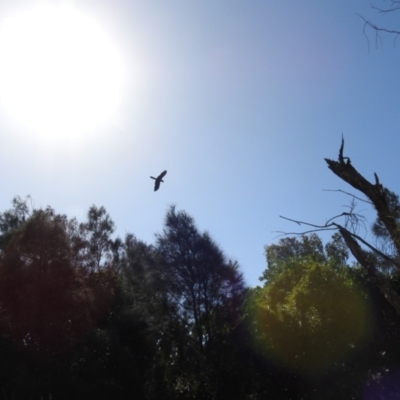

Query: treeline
[[0, 197, 400, 399]]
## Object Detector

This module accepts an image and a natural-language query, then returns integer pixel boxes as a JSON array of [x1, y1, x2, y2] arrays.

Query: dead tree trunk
[[325, 138, 400, 313]]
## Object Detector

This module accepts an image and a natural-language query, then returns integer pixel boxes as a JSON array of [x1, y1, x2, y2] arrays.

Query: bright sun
[[0, 4, 125, 139]]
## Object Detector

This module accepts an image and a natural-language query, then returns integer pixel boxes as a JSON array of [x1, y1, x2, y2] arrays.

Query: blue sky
[[0, 0, 399, 287]]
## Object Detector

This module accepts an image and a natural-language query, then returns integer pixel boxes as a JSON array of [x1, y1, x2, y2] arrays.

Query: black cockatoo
[[150, 170, 167, 191]]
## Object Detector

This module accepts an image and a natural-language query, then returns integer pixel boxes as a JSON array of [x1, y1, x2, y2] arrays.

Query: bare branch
[[341, 200, 368, 235], [273, 228, 337, 238], [338, 134, 351, 164], [371, 4, 400, 14], [357, 13, 400, 49], [336, 224, 397, 264], [321, 137, 400, 313], [280, 214, 396, 265], [323, 189, 372, 204], [339, 134, 344, 162], [279, 215, 335, 229], [325, 212, 353, 226], [357, 13, 400, 35], [337, 225, 400, 313], [325, 141, 400, 256], [279, 135, 400, 313]]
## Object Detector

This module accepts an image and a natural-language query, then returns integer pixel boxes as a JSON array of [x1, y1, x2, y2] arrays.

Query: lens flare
[[250, 263, 373, 374], [363, 369, 400, 399]]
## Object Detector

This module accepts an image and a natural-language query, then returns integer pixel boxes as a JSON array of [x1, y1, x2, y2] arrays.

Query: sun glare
[[0, 4, 125, 140]]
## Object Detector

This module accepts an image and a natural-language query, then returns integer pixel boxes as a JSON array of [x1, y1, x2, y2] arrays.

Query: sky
[[0, 0, 400, 287]]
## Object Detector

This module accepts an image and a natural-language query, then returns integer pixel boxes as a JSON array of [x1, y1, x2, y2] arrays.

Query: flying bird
[[150, 170, 167, 191]]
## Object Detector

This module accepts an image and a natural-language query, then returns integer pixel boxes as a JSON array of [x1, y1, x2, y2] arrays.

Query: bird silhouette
[[150, 170, 167, 191]]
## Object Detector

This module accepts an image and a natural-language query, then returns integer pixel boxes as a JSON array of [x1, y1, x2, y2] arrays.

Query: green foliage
[[261, 233, 348, 282], [81, 205, 116, 271], [0, 199, 271, 399], [254, 256, 371, 374], [4, 198, 399, 399]]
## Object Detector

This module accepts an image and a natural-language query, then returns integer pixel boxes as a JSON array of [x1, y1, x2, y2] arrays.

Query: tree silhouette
[[0, 208, 113, 356]]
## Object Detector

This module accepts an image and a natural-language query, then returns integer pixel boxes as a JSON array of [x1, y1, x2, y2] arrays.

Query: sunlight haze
[[0, 0, 399, 286], [0, 3, 125, 139]]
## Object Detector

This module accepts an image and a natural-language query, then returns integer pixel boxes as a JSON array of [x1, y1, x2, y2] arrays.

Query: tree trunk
[[325, 138, 400, 313]]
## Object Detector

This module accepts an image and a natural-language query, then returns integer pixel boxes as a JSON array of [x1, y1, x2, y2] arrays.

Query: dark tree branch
[[357, 13, 400, 35], [337, 225, 400, 313], [357, 13, 400, 50], [371, 4, 400, 14], [325, 140, 400, 257], [323, 189, 372, 204], [336, 224, 396, 264], [279, 215, 396, 265], [278, 136, 400, 313], [325, 212, 354, 226], [274, 228, 337, 238], [322, 137, 400, 313], [279, 214, 400, 312]]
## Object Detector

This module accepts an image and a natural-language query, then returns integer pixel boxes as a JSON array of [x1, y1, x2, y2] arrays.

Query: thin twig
[[273, 227, 336, 239], [280, 213, 397, 266], [276, 225, 394, 265], [326, 212, 353, 226], [279, 215, 334, 229], [323, 189, 372, 204], [357, 13, 400, 49], [371, 5, 400, 14]]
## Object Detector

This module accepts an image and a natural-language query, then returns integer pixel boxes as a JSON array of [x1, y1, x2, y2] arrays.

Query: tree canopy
[[0, 196, 400, 399]]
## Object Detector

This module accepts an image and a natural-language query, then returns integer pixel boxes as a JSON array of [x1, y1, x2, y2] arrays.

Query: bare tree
[[281, 137, 400, 314]]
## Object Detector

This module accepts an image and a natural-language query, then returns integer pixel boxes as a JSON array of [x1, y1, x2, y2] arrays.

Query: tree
[[258, 233, 400, 398], [0, 209, 92, 354], [324, 139, 400, 314], [110, 234, 166, 399], [251, 234, 381, 399], [256, 258, 371, 372], [260, 233, 348, 282], [0, 201, 116, 399], [281, 138, 400, 315], [156, 206, 245, 351], [154, 206, 246, 398], [81, 205, 115, 271], [0, 196, 30, 247]]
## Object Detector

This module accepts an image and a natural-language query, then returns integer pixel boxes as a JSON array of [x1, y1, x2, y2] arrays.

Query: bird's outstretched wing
[[158, 170, 167, 180]]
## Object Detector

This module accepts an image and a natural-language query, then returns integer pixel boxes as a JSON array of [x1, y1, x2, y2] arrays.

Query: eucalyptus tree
[[260, 233, 348, 283], [154, 206, 246, 398], [252, 234, 375, 398], [258, 231, 400, 398]]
